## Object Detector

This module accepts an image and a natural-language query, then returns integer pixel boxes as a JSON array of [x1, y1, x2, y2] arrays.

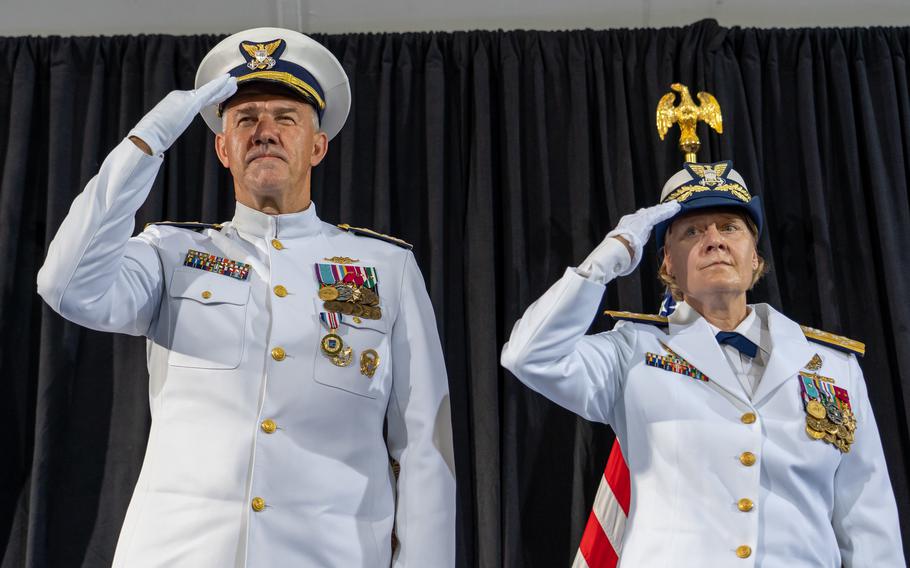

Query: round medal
[[319, 286, 340, 301], [805, 424, 826, 440], [321, 333, 343, 356], [360, 288, 379, 306], [806, 400, 826, 420], [323, 300, 344, 313], [805, 415, 827, 431]]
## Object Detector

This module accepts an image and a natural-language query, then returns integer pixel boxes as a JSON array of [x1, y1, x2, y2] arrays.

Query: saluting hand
[[578, 201, 680, 283], [129, 73, 237, 156]]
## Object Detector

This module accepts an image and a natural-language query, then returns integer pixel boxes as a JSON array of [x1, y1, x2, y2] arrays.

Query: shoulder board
[[800, 325, 865, 357], [337, 224, 412, 250], [145, 221, 223, 232], [604, 310, 668, 326]]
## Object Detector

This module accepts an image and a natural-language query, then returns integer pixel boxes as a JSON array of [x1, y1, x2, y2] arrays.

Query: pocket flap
[[342, 316, 388, 333], [169, 267, 250, 306], [313, 297, 389, 333]]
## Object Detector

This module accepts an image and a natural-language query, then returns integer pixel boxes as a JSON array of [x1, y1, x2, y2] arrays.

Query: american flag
[[572, 440, 630, 568]]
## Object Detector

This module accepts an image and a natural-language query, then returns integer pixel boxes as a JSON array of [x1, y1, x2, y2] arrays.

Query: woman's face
[[662, 209, 759, 305]]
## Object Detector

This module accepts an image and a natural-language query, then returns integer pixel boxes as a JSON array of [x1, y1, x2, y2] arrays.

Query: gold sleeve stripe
[[800, 325, 866, 357]]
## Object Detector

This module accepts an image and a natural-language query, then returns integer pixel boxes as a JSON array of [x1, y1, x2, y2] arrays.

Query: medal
[[321, 333, 343, 356], [319, 312, 346, 357], [319, 286, 340, 301], [800, 373, 857, 453], [806, 400, 826, 420], [315, 262, 383, 320], [805, 424, 826, 440], [331, 347, 353, 367], [360, 349, 380, 378]]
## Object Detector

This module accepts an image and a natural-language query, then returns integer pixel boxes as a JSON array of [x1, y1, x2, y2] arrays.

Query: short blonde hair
[[658, 213, 768, 301]]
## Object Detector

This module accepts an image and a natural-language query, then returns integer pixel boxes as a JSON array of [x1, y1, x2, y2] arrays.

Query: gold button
[[736, 545, 752, 559], [741, 412, 756, 424], [201, 290, 212, 299], [273, 285, 288, 297], [260, 419, 277, 434], [739, 451, 757, 467], [271, 347, 286, 361], [737, 498, 754, 512], [353, 316, 362, 324], [271, 239, 283, 250], [251, 497, 266, 512]]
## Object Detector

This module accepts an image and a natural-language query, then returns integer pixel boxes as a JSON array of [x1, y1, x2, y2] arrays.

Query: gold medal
[[321, 333, 343, 356], [805, 415, 828, 432], [360, 287, 379, 306], [805, 424, 826, 440], [319, 286, 340, 301], [331, 346, 353, 367], [360, 349, 380, 378], [351, 303, 364, 317], [323, 300, 343, 313], [806, 400, 827, 420]]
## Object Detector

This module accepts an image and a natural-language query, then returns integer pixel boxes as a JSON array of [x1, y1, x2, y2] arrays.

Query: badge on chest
[[315, 261, 383, 379], [799, 354, 856, 453]]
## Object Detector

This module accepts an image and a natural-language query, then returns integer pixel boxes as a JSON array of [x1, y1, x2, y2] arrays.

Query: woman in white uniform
[[500, 161, 904, 567]]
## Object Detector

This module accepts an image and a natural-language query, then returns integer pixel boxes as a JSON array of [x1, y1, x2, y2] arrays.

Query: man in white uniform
[[501, 161, 904, 566], [37, 28, 455, 568]]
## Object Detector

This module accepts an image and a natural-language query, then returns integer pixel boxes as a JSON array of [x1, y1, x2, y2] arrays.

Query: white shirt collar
[[231, 200, 322, 239], [669, 301, 771, 357]]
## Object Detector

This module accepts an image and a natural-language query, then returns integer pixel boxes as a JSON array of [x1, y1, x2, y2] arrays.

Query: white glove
[[578, 201, 681, 283], [128, 74, 237, 155]]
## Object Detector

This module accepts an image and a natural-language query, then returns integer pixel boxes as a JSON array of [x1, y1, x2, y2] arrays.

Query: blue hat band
[[226, 59, 327, 119]]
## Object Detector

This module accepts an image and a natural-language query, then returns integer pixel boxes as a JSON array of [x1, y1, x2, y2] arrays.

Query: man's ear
[[310, 131, 329, 167], [215, 133, 230, 168]]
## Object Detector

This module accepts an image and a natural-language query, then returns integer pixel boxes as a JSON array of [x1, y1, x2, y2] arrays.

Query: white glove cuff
[[604, 228, 642, 276], [576, 237, 632, 284]]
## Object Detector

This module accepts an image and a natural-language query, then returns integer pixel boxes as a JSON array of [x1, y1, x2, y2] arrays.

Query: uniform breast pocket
[[313, 311, 390, 399], [166, 268, 251, 370]]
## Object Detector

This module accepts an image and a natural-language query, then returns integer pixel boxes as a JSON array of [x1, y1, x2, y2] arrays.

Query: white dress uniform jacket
[[37, 139, 456, 568], [501, 268, 904, 567]]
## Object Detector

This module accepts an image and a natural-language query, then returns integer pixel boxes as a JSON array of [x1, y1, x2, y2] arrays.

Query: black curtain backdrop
[[1, 20, 909, 567]]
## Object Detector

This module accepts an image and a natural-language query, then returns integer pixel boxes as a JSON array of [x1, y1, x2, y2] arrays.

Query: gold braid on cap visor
[[662, 182, 752, 204], [217, 71, 327, 117]]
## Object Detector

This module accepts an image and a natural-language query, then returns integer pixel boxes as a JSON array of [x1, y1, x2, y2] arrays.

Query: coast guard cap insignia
[[241, 39, 284, 71]]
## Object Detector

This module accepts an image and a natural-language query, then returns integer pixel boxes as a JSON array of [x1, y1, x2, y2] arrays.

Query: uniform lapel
[[665, 317, 751, 405], [751, 304, 816, 406]]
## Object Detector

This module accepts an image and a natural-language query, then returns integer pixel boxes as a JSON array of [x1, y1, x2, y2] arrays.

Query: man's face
[[215, 86, 327, 208], [662, 209, 759, 303]]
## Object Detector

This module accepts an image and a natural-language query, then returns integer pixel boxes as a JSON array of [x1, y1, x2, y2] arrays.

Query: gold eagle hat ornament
[[652, 83, 763, 251], [195, 27, 351, 141]]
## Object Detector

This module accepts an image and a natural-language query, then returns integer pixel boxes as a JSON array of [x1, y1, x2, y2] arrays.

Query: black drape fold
[[1, 22, 909, 568]]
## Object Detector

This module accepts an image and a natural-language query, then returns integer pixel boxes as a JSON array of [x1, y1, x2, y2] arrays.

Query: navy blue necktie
[[715, 331, 758, 358]]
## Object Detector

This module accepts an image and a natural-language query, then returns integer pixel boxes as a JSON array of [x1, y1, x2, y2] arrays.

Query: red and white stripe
[[572, 440, 630, 568]]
